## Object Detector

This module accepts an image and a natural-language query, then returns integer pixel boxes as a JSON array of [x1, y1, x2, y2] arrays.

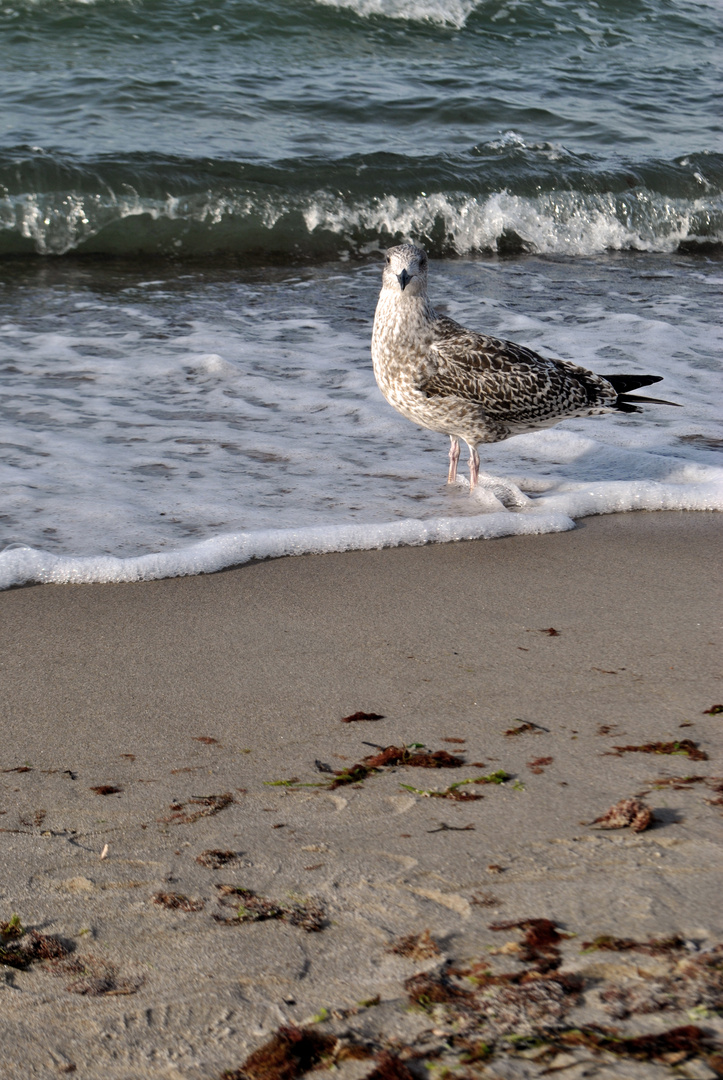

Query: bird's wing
[[421, 321, 614, 422]]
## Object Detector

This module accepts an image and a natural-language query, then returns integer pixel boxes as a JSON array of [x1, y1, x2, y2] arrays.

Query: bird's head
[[381, 243, 429, 297]]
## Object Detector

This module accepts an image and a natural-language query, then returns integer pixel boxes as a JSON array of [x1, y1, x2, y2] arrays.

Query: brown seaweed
[[581, 934, 686, 955], [214, 886, 324, 932], [599, 946, 723, 1019], [489, 918, 572, 972], [399, 770, 509, 801], [268, 744, 471, 792], [0, 918, 71, 970], [591, 797, 653, 832], [159, 792, 234, 824], [527, 757, 553, 774], [607, 740, 708, 761], [325, 744, 465, 789], [386, 929, 441, 960], [555, 1023, 710, 1064], [363, 745, 464, 769], [650, 775, 707, 788], [196, 849, 238, 869], [505, 722, 548, 736], [221, 1026, 338, 1080], [364, 1053, 415, 1080], [405, 969, 475, 1008], [152, 892, 205, 912]]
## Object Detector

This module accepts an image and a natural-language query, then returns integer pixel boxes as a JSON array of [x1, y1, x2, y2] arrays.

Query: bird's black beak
[[398, 269, 411, 291]]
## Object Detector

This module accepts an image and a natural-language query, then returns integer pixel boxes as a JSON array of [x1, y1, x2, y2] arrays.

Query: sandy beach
[[1, 510, 721, 1080]]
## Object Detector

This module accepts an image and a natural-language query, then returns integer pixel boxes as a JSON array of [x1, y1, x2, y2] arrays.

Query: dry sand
[[1, 510, 721, 1080]]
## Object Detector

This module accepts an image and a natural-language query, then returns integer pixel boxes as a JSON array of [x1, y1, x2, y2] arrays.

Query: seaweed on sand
[[405, 969, 475, 1008], [221, 931, 723, 1079], [489, 918, 573, 973], [220, 1026, 341, 1080], [552, 1024, 713, 1064], [386, 929, 440, 960], [363, 1052, 414, 1080], [159, 792, 234, 824], [0, 916, 71, 970], [526, 757, 553, 774], [607, 739, 708, 761], [221, 1027, 417, 1080], [650, 775, 707, 788], [401, 926, 721, 1069], [595, 944, 723, 1020], [196, 849, 238, 868], [406, 958, 582, 1038], [213, 886, 325, 932], [590, 797, 653, 832], [265, 744, 468, 792], [581, 933, 686, 955], [399, 769, 509, 801], [363, 745, 464, 769], [152, 891, 205, 912], [505, 721, 548, 736]]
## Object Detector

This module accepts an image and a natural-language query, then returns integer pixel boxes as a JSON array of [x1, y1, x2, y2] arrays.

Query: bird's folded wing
[[421, 330, 611, 419]]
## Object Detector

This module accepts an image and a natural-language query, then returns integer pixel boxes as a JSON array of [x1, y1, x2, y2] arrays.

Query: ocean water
[[0, 0, 721, 587]]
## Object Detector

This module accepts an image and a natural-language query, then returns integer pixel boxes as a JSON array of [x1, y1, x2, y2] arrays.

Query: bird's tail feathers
[[616, 393, 682, 412], [603, 374, 663, 393], [603, 373, 681, 411]]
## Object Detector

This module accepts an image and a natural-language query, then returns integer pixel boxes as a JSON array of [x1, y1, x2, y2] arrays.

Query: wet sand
[[1, 510, 721, 1079]]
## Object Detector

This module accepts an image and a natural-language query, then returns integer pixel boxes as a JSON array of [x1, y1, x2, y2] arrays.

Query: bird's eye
[[385, 255, 390, 264]]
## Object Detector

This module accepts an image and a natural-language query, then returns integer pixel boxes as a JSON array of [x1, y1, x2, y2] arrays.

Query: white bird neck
[[373, 287, 437, 345]]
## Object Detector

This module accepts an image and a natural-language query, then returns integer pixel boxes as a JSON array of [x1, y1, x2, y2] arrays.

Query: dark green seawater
[[1, 0, 721, 258]]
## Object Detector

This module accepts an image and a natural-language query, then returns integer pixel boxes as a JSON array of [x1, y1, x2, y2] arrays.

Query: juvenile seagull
[[371, 243, 678, 506]]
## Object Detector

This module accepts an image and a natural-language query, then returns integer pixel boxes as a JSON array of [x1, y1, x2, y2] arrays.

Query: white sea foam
[[0, 256, 720, 589], [0, 512, 576, 589], [303, 188, 722, 256], [312, 0, 482, 28]]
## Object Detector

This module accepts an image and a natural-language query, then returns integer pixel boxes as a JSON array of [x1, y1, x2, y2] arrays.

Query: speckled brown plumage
[[371, 243, 673, 501]]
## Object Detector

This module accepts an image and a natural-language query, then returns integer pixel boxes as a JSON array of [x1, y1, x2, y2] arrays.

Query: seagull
[[371, 243, 679, 506]]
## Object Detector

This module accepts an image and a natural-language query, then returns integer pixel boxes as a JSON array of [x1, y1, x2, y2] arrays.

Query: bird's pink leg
[[447, 436, 460, 483], [468, 445, 480, 490]]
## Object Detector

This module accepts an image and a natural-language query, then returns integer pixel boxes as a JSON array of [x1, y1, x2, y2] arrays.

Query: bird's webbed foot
[[474, 473, 530, 509]]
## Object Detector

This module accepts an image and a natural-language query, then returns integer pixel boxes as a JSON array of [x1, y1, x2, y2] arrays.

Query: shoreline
[[1, 510, 721, 1079], [2, 499, 720, 592]]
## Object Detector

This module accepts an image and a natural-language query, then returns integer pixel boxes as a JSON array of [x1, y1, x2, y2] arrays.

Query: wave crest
[[1, 182, 720, 260], [312, 0, 481, 28], [304, 188, 722, 256]]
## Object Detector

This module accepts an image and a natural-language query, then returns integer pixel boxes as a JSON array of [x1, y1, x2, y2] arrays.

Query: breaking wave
[[312, 0, 482, 28], [1, 146, 721, 260]]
